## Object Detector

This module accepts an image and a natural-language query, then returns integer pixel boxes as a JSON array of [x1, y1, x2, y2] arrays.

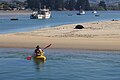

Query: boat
[[30, 6, 51, 19], [92, 10, 97, 14], [32, 44, 51, 61], [33, 55, 46, 61], [95, 14, 100, 17], [77, 10, 85, 15], [10, 18, 18, 20], [76, 6, 85, 15]]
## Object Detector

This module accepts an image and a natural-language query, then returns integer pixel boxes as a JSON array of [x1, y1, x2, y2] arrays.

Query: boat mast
[[38, 3, 41, 13]]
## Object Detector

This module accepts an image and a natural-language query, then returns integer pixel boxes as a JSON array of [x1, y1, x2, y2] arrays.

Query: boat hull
[[30, 9, 51, 19], [33, 55, 46, 61], [37, 14, 51, 19]]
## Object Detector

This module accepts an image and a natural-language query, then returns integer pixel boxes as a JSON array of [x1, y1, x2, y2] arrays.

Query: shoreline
[[0, 10, 32, 16], [0, 20, 120, 51]]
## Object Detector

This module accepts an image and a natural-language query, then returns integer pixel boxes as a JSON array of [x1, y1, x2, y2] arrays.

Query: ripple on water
[[0, 48, 120, 80]]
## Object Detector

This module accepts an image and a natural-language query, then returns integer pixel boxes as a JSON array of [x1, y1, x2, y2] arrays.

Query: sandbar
[[0, 20, 120, 51]]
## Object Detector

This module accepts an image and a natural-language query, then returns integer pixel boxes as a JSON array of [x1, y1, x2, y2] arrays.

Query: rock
[[112, 19, 118, 21], [74, 25, 84, 29]]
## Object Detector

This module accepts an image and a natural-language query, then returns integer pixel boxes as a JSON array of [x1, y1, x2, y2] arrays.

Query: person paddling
[[27, 44, 51, 60], [34, 45, 44, 56]]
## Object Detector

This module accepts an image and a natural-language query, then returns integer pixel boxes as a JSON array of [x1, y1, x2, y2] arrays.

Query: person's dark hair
[[36, 45, 40, 48]]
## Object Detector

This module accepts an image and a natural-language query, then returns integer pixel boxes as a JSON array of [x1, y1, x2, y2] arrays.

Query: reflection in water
[[33, 58, 46, 71]]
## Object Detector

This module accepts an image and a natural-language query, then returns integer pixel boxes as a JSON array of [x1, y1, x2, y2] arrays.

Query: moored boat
[[92, 10, 97, 14], [95, 14, 100, 17], [10, 18, 18, 20], [77, 10, 85, 15], [77, 6, 85, 15], [30, 6, 51, 19]]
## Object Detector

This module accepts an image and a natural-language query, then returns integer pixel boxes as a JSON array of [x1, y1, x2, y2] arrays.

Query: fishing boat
[[30, 6, 51, 19]]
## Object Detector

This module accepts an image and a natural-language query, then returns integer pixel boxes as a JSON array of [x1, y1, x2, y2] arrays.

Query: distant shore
[[0, 20, 120, 51], [0, 10, 32, 15]]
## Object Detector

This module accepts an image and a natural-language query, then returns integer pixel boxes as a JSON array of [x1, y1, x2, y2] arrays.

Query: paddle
[[26, 44, 52, 60], [26, 56, 32, 60], [43, 44, 52, 50]]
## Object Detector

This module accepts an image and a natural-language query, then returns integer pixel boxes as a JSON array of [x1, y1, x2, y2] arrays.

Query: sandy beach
[[0, 20, 120, 51]]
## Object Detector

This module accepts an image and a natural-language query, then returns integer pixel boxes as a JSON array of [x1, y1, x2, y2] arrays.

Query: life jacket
[[35, 49, 44, 56], [39, 49, 44, 56]]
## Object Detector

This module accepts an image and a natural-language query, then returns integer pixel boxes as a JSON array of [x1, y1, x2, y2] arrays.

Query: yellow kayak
[[33, 55, 46, 61]]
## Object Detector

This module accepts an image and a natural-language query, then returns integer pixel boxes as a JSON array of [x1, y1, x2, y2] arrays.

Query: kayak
[[33, 55, 46, 61]]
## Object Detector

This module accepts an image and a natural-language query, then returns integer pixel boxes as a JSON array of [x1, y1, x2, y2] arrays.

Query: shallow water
[[0, 11, 120, 34], [0, 11, 120, 80], [0, 48, 120, 80]]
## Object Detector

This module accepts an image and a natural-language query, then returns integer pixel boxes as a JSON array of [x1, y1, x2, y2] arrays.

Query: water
[[0, 11, 120, 80], [0, 11, 120, 34], [0, 48, 120, 80]]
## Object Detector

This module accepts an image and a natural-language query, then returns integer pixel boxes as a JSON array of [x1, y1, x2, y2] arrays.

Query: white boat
[[92, 10, 97, 14], [80, 10, 85, 15], [30, 8, 51, 19], [77, 10, 85, 15]]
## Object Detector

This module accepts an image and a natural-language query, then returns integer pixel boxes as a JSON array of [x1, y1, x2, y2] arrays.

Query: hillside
[[1, 0, 120, 4], [89, 0, 120, 4], [0, 0, 119, 6], [0, 0, 25, 2]]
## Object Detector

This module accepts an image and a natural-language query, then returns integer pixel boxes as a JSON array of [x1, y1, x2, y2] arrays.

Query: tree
[[75, 0, 82, 10], [98, 1, 107, 10], [26, 0, 91, 11], [46, 0, 56, 10], [27, 0, 48, 10], [85, 0, 91, 10], [75, 0, 91, 10], [27, 0, 39, 10], [0, 2, 10, 10], [68, 0, 76, 10], [64, 0, 69, 10], [118, 2, 120, 10], [55, 0, 64, 10], [40, 0, 48, 8], [97, 6, 105, 10]]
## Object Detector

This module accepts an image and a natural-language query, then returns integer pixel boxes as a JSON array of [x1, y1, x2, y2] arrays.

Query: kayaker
[[34, 45, 44, 56]]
